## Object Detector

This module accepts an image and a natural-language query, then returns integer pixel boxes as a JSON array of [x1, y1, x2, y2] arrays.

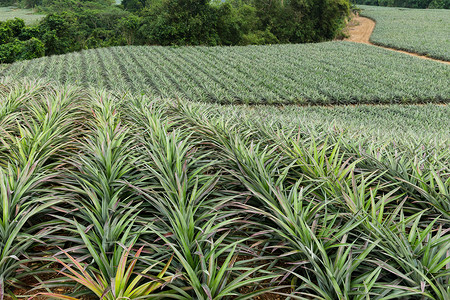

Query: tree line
[[1, 0, 351, 63]]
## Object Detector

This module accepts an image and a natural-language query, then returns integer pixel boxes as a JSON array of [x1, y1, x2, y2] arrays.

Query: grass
[[359, 5, 450, 61], [0, 6, 45, 24], [2, 42, 449, 105], [0, 77, 449, 299]]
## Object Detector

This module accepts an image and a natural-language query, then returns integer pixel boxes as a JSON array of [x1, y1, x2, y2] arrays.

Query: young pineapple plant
[[123, 97, 277, 299], [42, 244, 175, 300], [0, 77, 448, 299], [0, 79, 83, 298]]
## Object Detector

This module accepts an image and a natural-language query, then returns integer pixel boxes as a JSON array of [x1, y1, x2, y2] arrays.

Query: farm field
[[359, 5, 450, 61], [200, 102, 450, 146], [1, 77, 449, 299], [2, 42, 450, 104], [0, 6, 44, 24], [1, 2, 450, 298]]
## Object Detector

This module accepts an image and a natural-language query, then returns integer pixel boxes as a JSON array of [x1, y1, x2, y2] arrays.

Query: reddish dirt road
[[345, 16, 376, 44], [344, 16, 450, 65]]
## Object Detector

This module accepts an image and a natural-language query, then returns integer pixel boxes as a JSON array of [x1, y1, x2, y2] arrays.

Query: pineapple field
[[0, 76, 449, 299], [359, 5, 450, 61], [0, 2, 449, 298], [2, 42, 449, 104]]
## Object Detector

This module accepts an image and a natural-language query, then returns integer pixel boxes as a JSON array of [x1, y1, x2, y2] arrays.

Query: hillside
[[359, 5, 450, 61], [2, 42, 449, 104]]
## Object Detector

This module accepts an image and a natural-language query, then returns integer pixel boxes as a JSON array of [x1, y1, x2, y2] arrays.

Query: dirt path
[[344, 16, 450, 65]]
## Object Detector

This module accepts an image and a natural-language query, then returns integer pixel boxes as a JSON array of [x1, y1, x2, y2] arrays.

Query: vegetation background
[[1, 0, 352, 63], [2, 0, 449, 64]]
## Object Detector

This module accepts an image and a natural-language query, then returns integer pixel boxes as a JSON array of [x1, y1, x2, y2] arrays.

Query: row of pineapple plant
[[3, 43, 450, 104], [0, 78, 448, 299]]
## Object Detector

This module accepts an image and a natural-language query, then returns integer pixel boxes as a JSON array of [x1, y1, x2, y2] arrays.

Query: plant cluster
[[2, 42, 450, 104], [135, 0, 350, 46], [0, 18, 45, 63], [0, 4, 136, 63], [0, 77, 449, 299], [359, 5, 450, 61]]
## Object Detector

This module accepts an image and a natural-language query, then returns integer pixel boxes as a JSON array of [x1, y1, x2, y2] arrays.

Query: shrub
[[0, 37, 44, 63]]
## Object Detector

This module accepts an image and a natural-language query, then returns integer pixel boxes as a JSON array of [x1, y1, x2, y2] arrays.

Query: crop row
[[0, 7, 45, 24], [1, 78, 449, 299], [2, 42, 449, 104], [359, 5, 450, 61], [193, 101, 450, 149]]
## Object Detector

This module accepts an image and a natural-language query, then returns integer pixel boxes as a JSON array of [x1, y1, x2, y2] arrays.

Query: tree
[[139, 0, 219, 45], [122, 0, 146, 12], [118, 15, 141, 45], [0, 37, 44, 63], [38, 13, 79, 55]]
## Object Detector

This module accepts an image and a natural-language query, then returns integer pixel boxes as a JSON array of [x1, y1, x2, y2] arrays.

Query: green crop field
[[0, 6, 45, 24], [201, 102, 450, 146], [0, 3, 449, 298], [359, 5, 450, 61], [0, 77, 449, 299], [2, 42, 449, 104]]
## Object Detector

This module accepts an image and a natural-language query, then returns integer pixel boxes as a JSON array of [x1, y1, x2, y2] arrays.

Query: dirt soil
[[345, 15, 376, 44], [344, 15, 450, 65]]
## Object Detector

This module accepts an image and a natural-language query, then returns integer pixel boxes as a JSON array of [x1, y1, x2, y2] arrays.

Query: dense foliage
[[0, 18, 44, 62], [0, 77, 449, 299], [137, 0, 351, 46], [353, 0, 449, 8], [0, 0, 351, 63], [3, 43, 449, 104], [0, 2, 137, 63], [359, 5, 450, 61]]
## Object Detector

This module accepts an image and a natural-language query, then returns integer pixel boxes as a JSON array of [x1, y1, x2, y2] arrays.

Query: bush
[[214, 2, 260, 45], [122, 0, 146, 12], [0, 37, 44, 63], [0, 0, 16, 6], [117, 15, 141, 45], [0, 18, 44, 63], [38, 13, 79, 55], [21, 37, 45, 59], [139, 0, 220, 46], [256, 0, 350, 43], [0, 18, 26, 44], [242, 29, 278, 45], [139, 0, 350, 46], [0, 22, 13, 44]]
